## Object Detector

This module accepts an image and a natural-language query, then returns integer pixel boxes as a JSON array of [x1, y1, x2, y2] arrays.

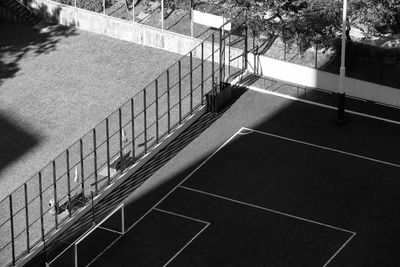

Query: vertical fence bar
[[212, 34, 215, 94], [119, 108, 124, 174], [155, 79, 159, 143], [254, 45, 258, 75], [9, 195, 15, 265], [143, 88, 148, 154], [219, 27, 223, 86], [91, 191, 95, 225], [92, 129, 98, 195], [178, 60, 182, 124], [228, 33, 231, 78], [52, 161, 58, 229], [167, 70, 171, 134], [190, 51, 193, 114], [130, 98, 135, 160], [79, 139, 84, 192], [244, 13, 248, 70], [66, 150, 71, 217], [38, 172, 45, 244], [24, 183, 30, 253], [106, 119, 111, 185], [315, 42, 318, 68], [201, 42, 204, 105]]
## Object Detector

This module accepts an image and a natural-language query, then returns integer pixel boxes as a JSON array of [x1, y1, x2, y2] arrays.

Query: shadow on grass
[[0, 4, 76, 87], [0, 113, 41, 178]]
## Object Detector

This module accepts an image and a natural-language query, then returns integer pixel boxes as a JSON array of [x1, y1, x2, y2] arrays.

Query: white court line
[[87, 128, 244, 266], [323, 232, 357, 267], [153, 208, 211, 267], [97, 226, 124, 235], [242, 83, 400, 126], [242, 127, 400, 169], [179, 186, 355, 235], [153, 208, 210, 225], [179, 186, 357, 267]]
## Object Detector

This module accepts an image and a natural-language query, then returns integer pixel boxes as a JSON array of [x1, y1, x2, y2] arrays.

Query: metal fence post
[[244, 12, 248, 70], [79, 139, 84, 192], [9, 195, 15, 265], [38, 172, 45, 244], [119, 108, 124, 174], [190, 51, 193, 114], [66, 150, 72, 217], [143, 88, 148, 154], [93, 129, 98, 195], [219, 27, 223, 87], [52, 161, 58, 229], [24, 183, 30, 253], [212, 34, 215, 94], [131, 98, 135, 160], [201, 42, 204, 105], [167, 70, 171, 134], [178, 61, 182, 124], [106, 119, 111, 185], [155, 79, 159, 143]]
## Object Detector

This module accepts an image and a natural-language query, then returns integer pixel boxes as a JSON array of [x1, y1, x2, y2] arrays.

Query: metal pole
[[131, 98, 135, 160], [190, 0, 193, 37], [190, 51, 193, 114], [338, 0, 347, 123], [93, 129, 98, 195], [155, 79, 159, 143], [143, 88, 148, 153], [219, 27, 223, 87], [201, 42, 204, 105], [212, 34, 215, 94], [38, 172, 45, 244], [9, 195, 15, 265], [119, 108, 124, 174], [66, 150, 71, 217], [52, 161, 58, 229], [244, 13, 248, 70], [167, 70, 171, 134], [178, 61, 182, 124], [132, 0, 135, 22], [161, 0, 164, 30], [106, 119, 111, 184], [79, 139, 84, 192], [103, 0, 105, 15], [24, 183, 30, 253]]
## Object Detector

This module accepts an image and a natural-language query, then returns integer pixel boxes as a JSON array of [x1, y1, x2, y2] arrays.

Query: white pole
[[190, 0, 193, 37], [337, 0, 347, 123], [132, 0, 135, 22], [103, 0, 105, 15], [339, 0, 347, 95], [161, 0, 164, 30]]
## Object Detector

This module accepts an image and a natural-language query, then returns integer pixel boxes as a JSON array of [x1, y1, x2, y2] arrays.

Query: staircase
[[0, 0, 41, 25]]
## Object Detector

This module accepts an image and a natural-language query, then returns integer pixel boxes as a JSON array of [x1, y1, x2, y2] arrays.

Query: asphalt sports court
[[47, 119, 400, 266]]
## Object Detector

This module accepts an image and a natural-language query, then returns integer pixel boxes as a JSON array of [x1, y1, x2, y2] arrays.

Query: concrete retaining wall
[[29, 0, 243, 69]]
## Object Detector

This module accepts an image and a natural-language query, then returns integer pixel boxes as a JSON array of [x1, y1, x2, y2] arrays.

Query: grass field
[[0, 22, 183, 199]]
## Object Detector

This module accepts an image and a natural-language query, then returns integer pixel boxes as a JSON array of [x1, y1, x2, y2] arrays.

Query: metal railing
[[0, 11, 248, 266]]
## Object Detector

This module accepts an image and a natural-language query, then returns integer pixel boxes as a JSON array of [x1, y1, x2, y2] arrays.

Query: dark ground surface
[[24, 73, 400, 266]]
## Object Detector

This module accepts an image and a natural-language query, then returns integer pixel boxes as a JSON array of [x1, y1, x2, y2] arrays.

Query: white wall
[[248, 52, 400, 107]]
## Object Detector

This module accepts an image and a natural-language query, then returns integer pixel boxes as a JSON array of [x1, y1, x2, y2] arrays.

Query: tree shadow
[[0, 4, 76, 87], [319, 40, 400, 89]]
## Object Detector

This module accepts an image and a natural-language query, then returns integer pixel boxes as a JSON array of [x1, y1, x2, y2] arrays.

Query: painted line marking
[[179, 186, 355, 235], [153, 208, 210, 267], [323, 232, 357, 267], [243, 127, 400, 169], [87, 128, 244, 266], [241, 83, 400, 126]]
